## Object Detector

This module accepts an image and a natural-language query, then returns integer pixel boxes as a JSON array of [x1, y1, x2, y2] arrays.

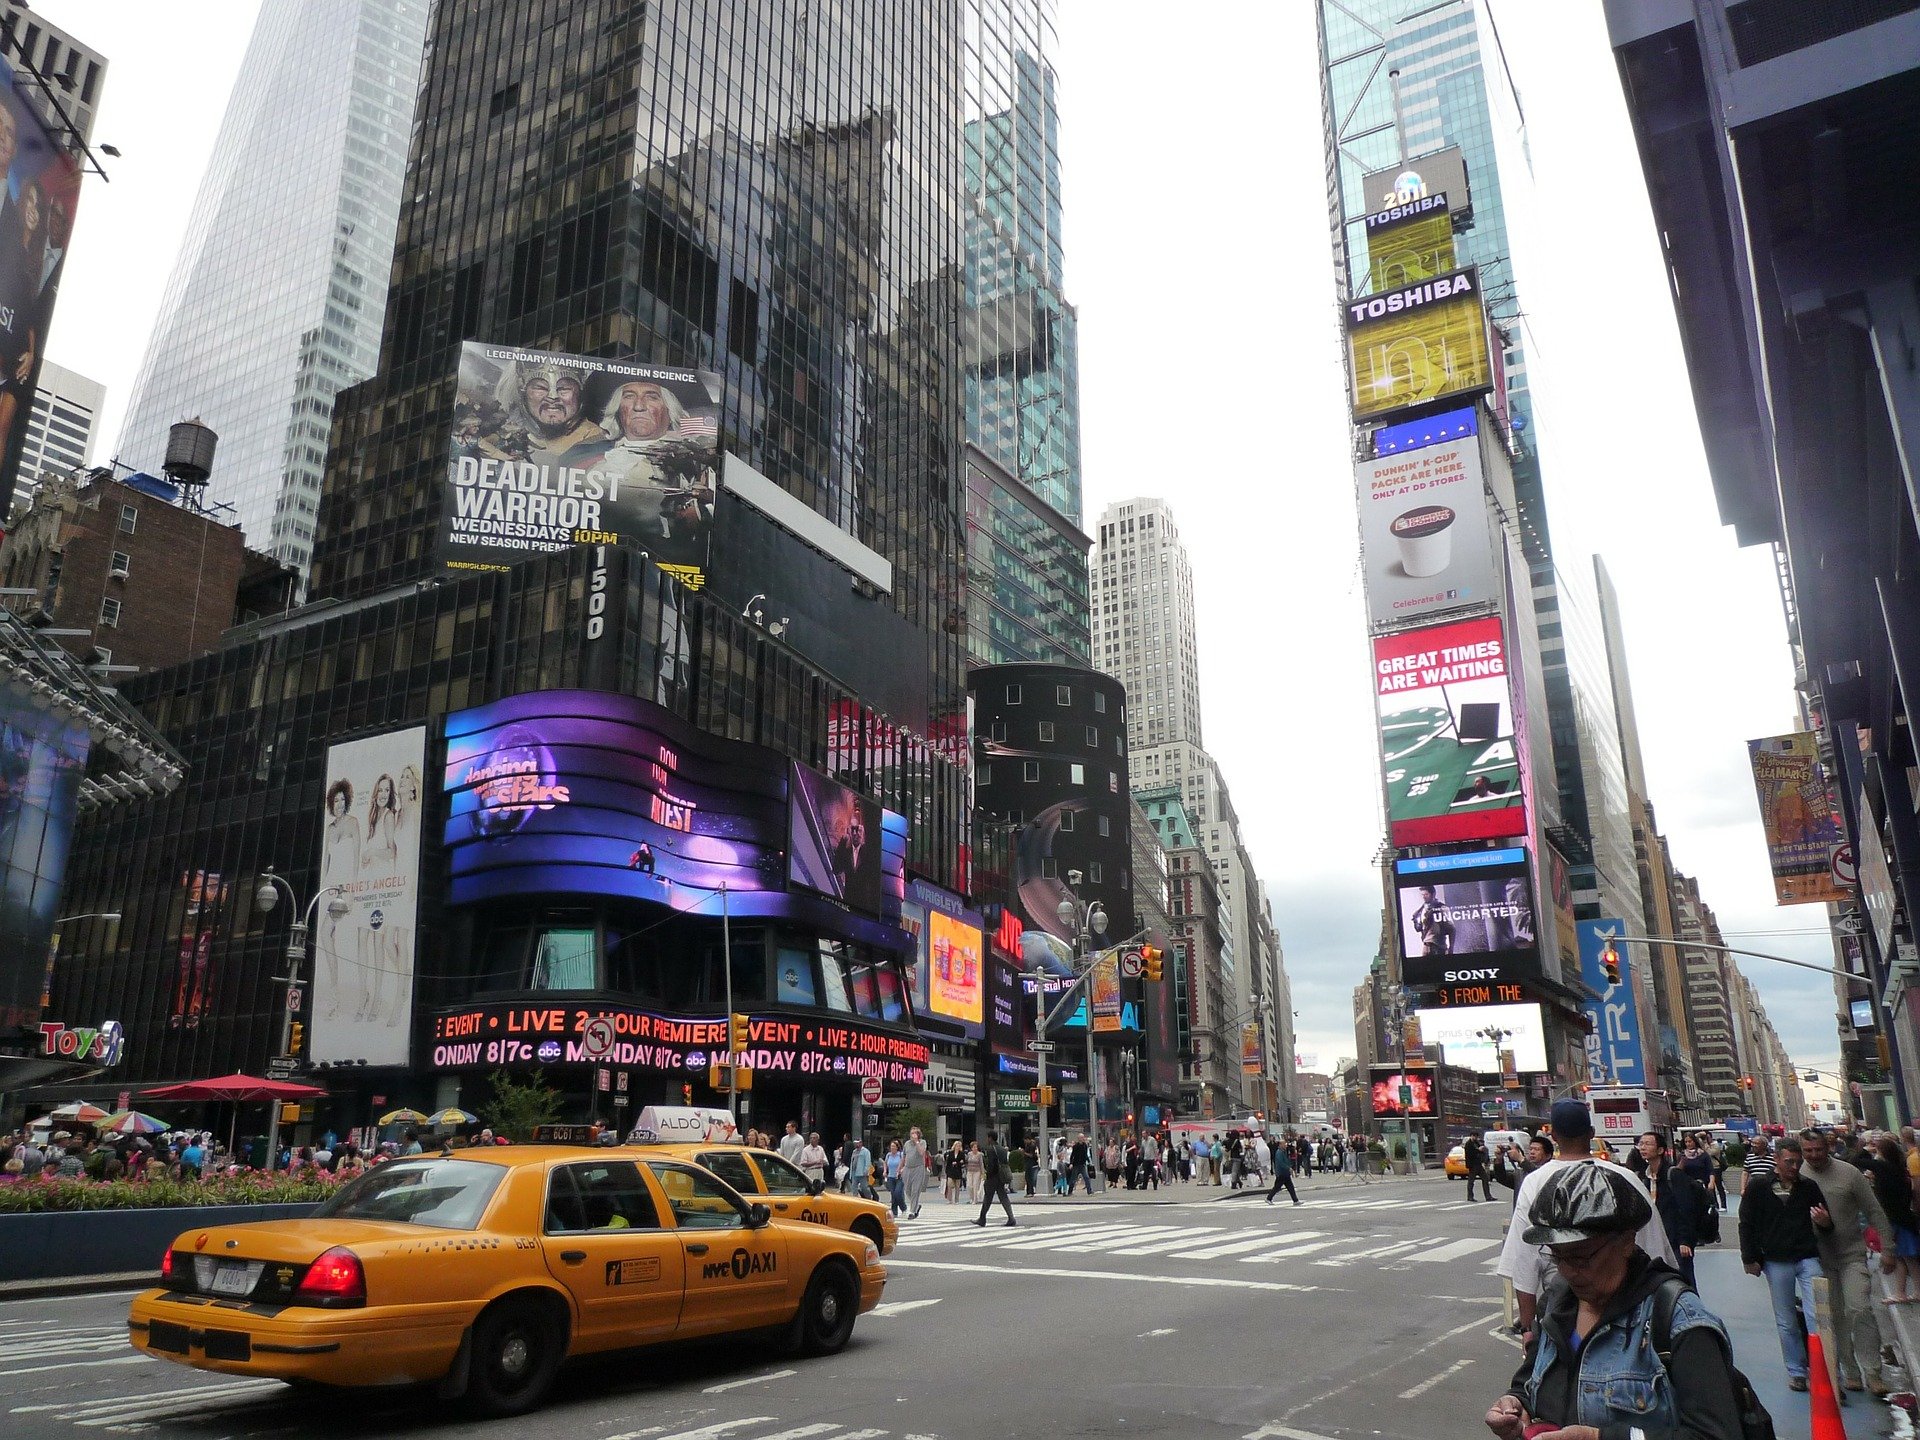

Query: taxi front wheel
[[795, 1262, 858, 1356], [464, 1297, 564, 1417]]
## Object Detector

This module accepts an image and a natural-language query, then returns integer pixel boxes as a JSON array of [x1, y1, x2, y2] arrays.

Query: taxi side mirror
[[747, 1202, 771, 1229], [806, 1179, 826, 1197]]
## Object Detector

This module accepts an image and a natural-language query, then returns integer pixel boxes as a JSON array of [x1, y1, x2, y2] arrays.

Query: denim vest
[[1520, 1284, 1730, 1430]]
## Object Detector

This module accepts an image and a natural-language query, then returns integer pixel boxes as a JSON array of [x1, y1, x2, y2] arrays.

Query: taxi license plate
[[210, 1261, 257, 1296]]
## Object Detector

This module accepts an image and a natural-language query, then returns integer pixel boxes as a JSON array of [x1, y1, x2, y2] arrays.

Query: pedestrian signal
[[1141, 944, 1165, 983], [1030, 1085, 1056, 1108]]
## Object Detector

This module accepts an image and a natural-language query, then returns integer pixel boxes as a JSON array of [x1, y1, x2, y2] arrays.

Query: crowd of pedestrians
[[3, 1122, 461, 1184]]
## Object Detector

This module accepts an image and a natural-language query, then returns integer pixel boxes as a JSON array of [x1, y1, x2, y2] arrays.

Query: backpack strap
[[1649, 1274, 1688, 1365]]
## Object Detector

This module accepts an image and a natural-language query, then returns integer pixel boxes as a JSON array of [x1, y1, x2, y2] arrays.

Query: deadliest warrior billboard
[[1357, 409, 1500, 626], [442, 343, 722, 588], [1394, 846, 1538, 989], [1376, 615, 1525, 846]]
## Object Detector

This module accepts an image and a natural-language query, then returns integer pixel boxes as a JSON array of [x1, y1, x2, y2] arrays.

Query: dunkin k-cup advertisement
[[1357, 427, 1500, 628]]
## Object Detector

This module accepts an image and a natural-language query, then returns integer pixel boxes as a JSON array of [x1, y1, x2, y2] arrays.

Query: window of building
[[487, 80, 521, 117], [1038, 721, 1054, 742], [530, 928, 596, 989], [1070, 763, 1085, 786], [1006, 684, 1022, 705], [98, 597, 120, 628], [977, 763, 991, 787], [1086, 726, 1098, 746], [1023, 760, 1040, 783], [1056, 684, 1072, 706], [990, 720, 1007, 741], [1058, 809, 1075, 832], [109, 551, 130, 578], [1088, 862, 1103, 884], [1041, 858, 1058, 878], [1098, 815, 1111, 838], [118, 504, 137, 534]]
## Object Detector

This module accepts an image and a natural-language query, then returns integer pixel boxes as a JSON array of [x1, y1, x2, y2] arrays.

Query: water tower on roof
[[162, 419, 218, 497]]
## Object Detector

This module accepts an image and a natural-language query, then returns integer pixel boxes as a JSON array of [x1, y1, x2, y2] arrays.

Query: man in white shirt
[[1496, 1099, 1675, 1338], [778, 1121, 805, 1163], [797, 1131, 828, 1185]]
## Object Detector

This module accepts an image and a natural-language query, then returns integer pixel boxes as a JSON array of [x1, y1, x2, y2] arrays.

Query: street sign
[[596, 1068, 610, 1092], [1480, 1100, 1501, 1116], [1399, 1084, 1414, 1105], [1030, 1041, 1056, 1054], [860, 1075, 883, 1105], [266, 1058, 298, 1080], [1120, 949, 1143, 979], [581, 1015, 617, 1061], [994, 1088, 1037, 1113], [613, 1094, 629, 1107], [286, 986, 303, 1014]]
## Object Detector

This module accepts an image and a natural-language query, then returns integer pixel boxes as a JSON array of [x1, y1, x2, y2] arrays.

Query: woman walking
[[944, 1140, 965, 1202], [965, 1140, 985, 1205]]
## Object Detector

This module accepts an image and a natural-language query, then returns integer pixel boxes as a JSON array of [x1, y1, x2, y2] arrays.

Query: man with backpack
[[973, 1130, 1016, 1228]]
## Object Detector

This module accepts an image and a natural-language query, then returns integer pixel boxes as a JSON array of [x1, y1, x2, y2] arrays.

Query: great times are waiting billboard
[[442, 343, 722, 588], [1375, 615, 1524, 846]]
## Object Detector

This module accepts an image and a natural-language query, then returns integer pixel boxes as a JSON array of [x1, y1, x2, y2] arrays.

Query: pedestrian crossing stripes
[[10, 1377, 285, 1428], [889, 1215, 1502, 1270]]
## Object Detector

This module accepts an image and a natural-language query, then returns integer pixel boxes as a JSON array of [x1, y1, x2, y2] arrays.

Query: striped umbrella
[[97, 1111, 170, 1136], [378, 1108, 430, 1126], [426, 1108, 478, 1127]]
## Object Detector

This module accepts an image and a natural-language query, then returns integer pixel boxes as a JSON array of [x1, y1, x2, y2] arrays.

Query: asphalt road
[[0, 1172, 1843, 1440]]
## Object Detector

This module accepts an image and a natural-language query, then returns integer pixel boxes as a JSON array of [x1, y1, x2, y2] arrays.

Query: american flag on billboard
[[676, 415, 719, 439]]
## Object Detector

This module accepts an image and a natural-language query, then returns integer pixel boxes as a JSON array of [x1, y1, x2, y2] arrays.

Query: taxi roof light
[[295, 1247, 366, 1306]]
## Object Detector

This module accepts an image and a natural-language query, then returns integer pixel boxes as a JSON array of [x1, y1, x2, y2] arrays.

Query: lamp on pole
[[1057, 873, 1108, 1188], [255, 871, 348, 1170]]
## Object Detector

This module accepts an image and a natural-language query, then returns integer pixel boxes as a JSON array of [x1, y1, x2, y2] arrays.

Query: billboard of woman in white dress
[[313, 727, 426, 1067]]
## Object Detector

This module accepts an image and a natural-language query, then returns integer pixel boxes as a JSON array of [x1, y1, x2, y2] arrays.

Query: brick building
[[0, 470, 294, 675]]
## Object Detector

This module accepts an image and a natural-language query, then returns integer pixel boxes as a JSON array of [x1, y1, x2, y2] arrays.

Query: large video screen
[[0, 681, 88, 1028], [1369, 1069, 1436, 1117], [1376, 615, 1525, 846], [789, 763, 884, 917], [1410, 1002, 1548, 1074], [1395, 846, 1537, 988], [441, 343, 722, 588]]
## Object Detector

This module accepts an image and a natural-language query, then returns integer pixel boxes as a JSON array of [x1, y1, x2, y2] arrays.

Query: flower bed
[[0, 1169, 344, 1213]]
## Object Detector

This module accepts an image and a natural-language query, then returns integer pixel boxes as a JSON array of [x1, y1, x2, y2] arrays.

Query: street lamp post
[[1057, 875, 1109, 1189], [256, 871, 348, 1170]]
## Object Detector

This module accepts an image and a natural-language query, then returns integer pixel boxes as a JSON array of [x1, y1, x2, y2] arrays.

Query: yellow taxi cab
[[126, 1144, 885, 1416], [1444, 1145, 1468, 1178], [649, 1143, 898, 1256]]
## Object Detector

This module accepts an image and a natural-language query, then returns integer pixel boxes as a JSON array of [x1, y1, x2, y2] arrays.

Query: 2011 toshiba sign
[[429, 1000, 929, 1085]]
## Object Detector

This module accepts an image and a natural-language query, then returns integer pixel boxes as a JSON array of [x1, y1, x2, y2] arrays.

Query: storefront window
[[698, 933, 767, 1006], [473, 924, 530, 994], [817, 943, 852, 1012], [849, 958, 879, 1017], [531, 928, 596, 990]]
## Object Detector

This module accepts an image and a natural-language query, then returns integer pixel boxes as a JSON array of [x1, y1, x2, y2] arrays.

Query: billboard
[[314, 726, 426, 1068], [789, 763, 884, 917], [1747, 733, 1850, 905], [170, 870, 230, 1029], [1360, 146, 1473, 224], [0, 58, 83, 510], [1395, 846, 1537, 988], [1091, 954, 1123, 1033], [1410, 1002, 1549, 1074], [1369, 1067, 1435, 1117], [1376, 616, 1524, 845], [444, 690, 907, 949], [927, 905, 984, 1029], [1345, 267, 1492, 422], [1366, 203, 1457, 292], [0, 680, 88, 1030], [1358, 422, 1500, 626], [1856, 787, 1898, 961], [1241, 1021, 1264, 1075], [1577, 920, 1649, 1088], [442, 343, 721, 587]]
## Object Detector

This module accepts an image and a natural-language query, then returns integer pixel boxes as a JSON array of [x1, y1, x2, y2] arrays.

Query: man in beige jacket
[[1802, 1128, 1896, 1397]]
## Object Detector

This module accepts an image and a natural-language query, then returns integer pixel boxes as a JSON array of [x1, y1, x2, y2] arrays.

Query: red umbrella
[[139, 1073, 327, 1102]]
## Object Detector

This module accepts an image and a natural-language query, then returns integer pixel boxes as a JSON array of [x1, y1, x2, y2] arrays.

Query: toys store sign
[[39, 1019, 125, 1066]]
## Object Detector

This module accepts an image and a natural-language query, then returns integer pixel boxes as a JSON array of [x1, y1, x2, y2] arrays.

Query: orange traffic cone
[[1808, 1332, 1848, 1440]]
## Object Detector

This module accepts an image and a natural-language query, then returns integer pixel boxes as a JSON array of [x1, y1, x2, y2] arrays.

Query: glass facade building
[[964, 445, 1089, 665], [113, 0, 428, 578], [49, 3, 982, 1132]]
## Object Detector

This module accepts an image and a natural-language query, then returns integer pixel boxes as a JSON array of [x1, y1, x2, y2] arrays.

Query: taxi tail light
[[159, 1248, 172, 1280], [294, 1247, 366, 1307]]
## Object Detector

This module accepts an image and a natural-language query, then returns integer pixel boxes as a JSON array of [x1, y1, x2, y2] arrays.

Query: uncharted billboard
[[0, 57, 83, 511], [442, 343, 721, 588], [1747, 733, 1850, 905]]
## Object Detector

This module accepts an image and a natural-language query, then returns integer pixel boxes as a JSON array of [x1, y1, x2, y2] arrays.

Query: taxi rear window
[[313, 1159, 505, 1230], [697, 1150, 760, 1194]]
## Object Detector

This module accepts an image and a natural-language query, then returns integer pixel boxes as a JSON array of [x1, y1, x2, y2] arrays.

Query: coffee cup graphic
[[1391, 503, 1455, 577]]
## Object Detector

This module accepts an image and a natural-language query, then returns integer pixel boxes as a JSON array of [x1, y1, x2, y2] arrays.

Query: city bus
[[1587, 1086, 1675, 1160]]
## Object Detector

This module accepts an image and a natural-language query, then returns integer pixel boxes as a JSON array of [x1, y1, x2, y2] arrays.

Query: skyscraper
[[113, 0, 428, 578], [9, 359, 102, 515]]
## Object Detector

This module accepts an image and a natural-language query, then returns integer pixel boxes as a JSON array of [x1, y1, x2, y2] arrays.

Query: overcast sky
[[36, 1, 1844, 1108]]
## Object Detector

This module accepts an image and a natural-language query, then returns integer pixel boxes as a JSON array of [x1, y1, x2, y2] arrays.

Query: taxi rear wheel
[[464, 1297, 563, 1417], [796, 1261, 858, 1356]]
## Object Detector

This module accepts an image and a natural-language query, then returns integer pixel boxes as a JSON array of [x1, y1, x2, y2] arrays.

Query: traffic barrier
[[1809, 1333, 1847, 1440]]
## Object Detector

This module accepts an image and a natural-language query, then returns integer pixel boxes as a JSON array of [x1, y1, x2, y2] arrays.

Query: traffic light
[[728, 1013, 751, 1054], [287, 1021, 304, 1055], [1599, 939, 1622, 987], [681, 1083, 693, 1105], [1031, 1085, 1056, 1108], [1140, 945, 1165, 983]]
